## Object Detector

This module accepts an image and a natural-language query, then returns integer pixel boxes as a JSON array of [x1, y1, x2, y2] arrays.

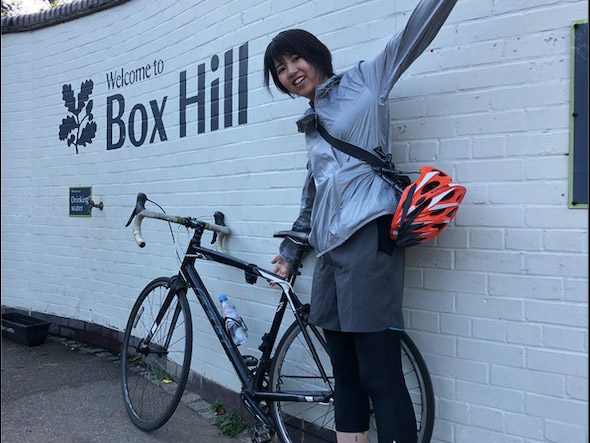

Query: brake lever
[[125, 193, 147, 227]]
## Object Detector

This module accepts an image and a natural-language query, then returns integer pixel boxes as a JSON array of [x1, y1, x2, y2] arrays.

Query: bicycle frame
[[166, 224, 332, 431]]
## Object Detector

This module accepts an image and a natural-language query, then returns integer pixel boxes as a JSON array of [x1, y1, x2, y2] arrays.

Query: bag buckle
[[373, 146, 392, 164]]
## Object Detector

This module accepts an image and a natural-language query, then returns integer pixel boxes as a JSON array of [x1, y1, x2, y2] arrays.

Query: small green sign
[[70, 186, 92, 217]]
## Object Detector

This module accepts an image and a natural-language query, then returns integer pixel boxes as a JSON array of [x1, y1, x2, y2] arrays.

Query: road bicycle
[[121, 193, 435, 442]]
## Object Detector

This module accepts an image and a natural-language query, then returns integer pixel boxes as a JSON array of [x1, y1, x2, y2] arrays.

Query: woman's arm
[[360, 0, 458, 103], [277, 162, 315, 266]]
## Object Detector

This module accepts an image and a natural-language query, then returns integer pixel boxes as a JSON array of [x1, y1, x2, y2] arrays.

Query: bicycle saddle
[[273, 230, 309, 245]]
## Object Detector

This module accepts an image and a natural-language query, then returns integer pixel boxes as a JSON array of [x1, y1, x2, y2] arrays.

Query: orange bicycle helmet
[[391, 167, 466, 247]]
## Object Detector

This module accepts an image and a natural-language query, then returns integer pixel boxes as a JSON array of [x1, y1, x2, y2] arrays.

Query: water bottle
[[218, 295, 248, 346]]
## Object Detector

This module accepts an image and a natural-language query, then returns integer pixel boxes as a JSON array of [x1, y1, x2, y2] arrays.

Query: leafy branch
[[58, 80, 97, 154]]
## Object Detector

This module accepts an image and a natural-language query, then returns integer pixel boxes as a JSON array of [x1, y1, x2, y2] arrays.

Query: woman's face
[[275, 54, 326, 101]]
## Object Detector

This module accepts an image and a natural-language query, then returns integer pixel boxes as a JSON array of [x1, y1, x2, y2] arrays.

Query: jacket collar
[[296, 73, 343, 133], [315, 73, 342, 100]]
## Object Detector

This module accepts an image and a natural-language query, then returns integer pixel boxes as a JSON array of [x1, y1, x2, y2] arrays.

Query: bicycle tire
[[269, 321, 435, 443], [401, 331, 435, 443], [121, 276, 193, 431]]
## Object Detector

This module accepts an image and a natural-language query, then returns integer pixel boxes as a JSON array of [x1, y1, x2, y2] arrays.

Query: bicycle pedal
[[242, 355, 258, 367], [249, 423, 272, 443]]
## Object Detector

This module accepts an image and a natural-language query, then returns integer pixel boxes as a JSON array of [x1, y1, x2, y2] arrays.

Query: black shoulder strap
[[315, 120, 387, 169]]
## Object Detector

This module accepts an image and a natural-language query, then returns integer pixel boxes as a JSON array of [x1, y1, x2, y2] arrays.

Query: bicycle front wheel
[[121, 276, 193, 431], [269, 322, 435, 443]]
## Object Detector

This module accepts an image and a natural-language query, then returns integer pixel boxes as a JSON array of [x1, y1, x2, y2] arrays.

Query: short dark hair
[[264, 29, 335, 96]]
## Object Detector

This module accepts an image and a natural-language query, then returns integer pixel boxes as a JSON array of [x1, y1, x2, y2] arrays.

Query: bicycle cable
[[145, 197, 216, 263], [146, 197, 184, 264]]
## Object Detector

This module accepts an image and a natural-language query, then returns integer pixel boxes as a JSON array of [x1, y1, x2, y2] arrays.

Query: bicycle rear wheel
[[269, 322, 434, 443], [121, 276, 193, 431]]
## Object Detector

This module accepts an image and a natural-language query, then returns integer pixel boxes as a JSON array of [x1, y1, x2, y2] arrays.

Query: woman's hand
[[271, 255, 291, 279]]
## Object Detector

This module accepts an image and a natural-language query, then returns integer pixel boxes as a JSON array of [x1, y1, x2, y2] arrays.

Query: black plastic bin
[[1, 313, 51, 346]]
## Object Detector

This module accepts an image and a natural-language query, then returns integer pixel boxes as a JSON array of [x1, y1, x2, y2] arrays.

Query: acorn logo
[[58, 79, 97, 154]]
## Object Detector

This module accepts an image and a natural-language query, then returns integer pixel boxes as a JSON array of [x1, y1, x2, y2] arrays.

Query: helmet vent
[[440, 190, 455, 201], [421, 182, 439, 193]]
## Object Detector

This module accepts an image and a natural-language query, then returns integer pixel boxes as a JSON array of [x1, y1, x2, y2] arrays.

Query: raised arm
[[360, 0, 458, 103]]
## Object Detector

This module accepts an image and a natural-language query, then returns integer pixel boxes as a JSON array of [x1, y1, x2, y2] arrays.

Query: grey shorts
[[309, 215, 405, 333]]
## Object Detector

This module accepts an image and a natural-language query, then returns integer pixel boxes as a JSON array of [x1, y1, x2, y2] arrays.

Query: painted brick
[[526, 394, 588, 426], [490, 182, 568, 205], [525, 252, 588, 278], [504, 412, 544, 440], [505, 229, 543, 251], [424, 269, 486, 294], [527, 348, 587, 377], [489, 274, 562, 300], [457, 338, 525, 368], [544, 326, 587, 352], [455, 249, 524, 274], [427, 354, 488, 383], [491, 365, 564, 397], [471, 135, 506, 159], [565, 376, 588, 402], [440, 314, 470, 337], [439, 138, 471, 160], [544, 420, 588, 443], [525, 207, 588, 229], [470, 405, 505, 432], [456, 293, 524, 321], [409, 310, 439, 332], [457, 205, 525, 228], [506, 323, 543, 346], [564, 279, 588, 302], [438, 398, 469, 424], [544, 230, 589, 253], [456, 159, 525, 182], [472, 318, 506, 342], [456, 381, 525, 413], [409, 140, 438, 162], [437, 228, 469, 249], [406, 246, 453, 269], [526, 300, 587, 327]]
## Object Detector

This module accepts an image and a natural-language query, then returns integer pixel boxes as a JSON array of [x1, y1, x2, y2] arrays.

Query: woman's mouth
[[293, 76, 305, 86]]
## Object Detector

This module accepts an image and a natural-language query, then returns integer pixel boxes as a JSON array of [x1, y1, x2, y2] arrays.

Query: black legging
[[323, 329, 418, 443]]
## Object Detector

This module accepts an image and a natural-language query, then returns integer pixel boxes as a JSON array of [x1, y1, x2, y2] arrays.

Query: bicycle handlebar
[[126, 193, 231, 248]]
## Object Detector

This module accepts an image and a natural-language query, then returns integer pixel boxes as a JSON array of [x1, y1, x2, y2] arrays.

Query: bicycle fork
[[138, 276, 186, 353]]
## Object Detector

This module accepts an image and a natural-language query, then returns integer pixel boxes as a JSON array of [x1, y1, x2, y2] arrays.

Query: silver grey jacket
[[279, 0, 458, 265]]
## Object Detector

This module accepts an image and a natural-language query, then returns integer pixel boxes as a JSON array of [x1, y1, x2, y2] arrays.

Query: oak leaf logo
[[58, 80, 97, 154]]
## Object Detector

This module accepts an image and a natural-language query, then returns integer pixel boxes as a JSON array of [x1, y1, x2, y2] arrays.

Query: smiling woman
[[261, 3, 459, 442]]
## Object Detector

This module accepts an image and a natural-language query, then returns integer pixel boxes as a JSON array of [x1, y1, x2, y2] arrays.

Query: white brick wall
[[1, 1, 588, 441]]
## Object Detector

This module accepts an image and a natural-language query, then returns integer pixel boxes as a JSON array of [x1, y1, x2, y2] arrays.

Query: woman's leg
[[323, 329, 371, 442], [354, 330, 417, 443]]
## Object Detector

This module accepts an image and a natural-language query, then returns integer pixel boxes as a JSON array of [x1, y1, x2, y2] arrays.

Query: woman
[[264, 1, 457, 442]]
